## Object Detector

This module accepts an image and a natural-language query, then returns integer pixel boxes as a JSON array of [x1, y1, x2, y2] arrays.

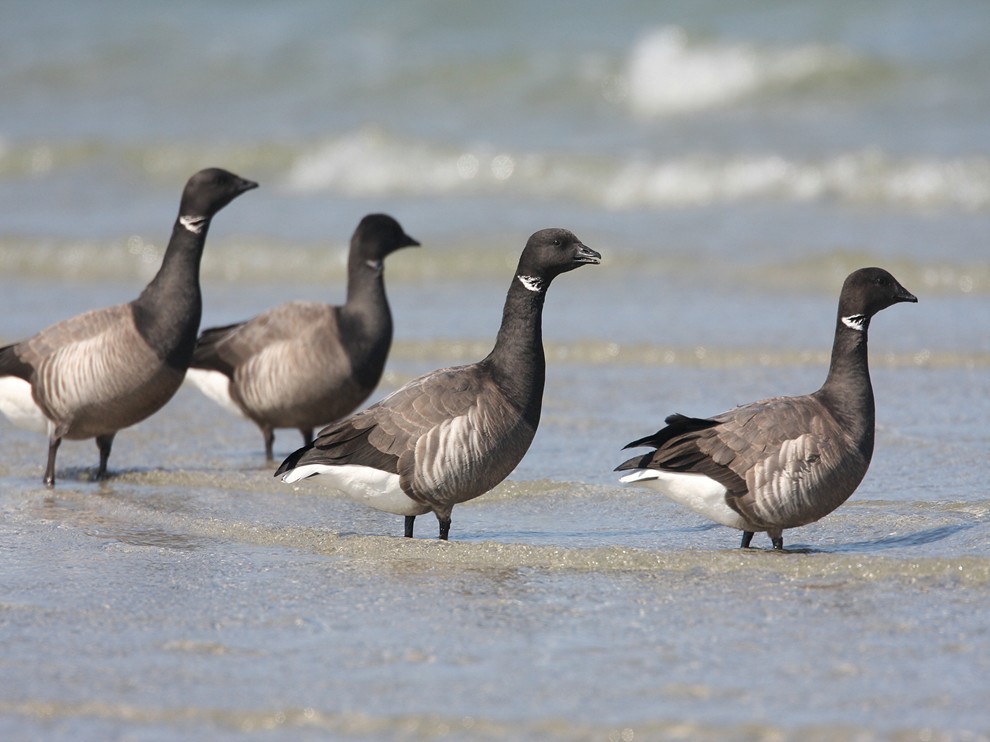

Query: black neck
[[818, 316, 875, 457], [132, 218, 208, 369], [343, 251, 388, 309], [337, 252, 393, 387], [484, 275, 548, 425]]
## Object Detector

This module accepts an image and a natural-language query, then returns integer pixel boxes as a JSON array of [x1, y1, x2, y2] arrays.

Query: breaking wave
[[622, 26, 867, 115], [284, 129, 990, 212]]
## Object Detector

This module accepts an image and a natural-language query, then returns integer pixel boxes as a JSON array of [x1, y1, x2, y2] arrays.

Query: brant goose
[[275, 228, 601, 539], [0, 168, 257, 486], [186, 214, 419, 461], [615, 267, 917, 550]]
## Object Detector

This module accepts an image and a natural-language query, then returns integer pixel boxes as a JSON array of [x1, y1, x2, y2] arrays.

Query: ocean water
[[1, 1, 989, 740]]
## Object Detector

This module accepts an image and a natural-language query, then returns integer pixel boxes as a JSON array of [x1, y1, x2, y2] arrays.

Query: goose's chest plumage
[[737, 432, 864, 529], [406, 391, 537, 506], [722, 404, 872, 530], [33, 317, 185, 438]]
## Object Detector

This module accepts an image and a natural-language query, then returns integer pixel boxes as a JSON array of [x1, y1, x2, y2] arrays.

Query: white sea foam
[[284, 129, 990, 212], [602, 150, 990, 209], [285, 127, 465, 196], [623, 26, 858, 116], [284, 127, 541, 199]]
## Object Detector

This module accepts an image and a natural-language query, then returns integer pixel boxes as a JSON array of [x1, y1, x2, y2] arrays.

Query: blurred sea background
[[1, 1, 989, 740]]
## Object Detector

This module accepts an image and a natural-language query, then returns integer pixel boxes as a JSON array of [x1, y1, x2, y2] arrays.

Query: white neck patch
[[179, 215, 207, 234], [365, 259, 383, 273], [842, 314, 867, 331], [517, 274, 544, 293]]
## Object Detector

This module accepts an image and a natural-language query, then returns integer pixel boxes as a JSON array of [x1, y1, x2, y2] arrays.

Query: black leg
[[95, 434, 115, 480], [301, 428, 313, 446], [438, 517, 451, 541], [404, 515, 416, 538], [262, 426, 275, 462], [771, 535, 784, 550], [44, 434, 62, 488], [740, 531, 754, 548]]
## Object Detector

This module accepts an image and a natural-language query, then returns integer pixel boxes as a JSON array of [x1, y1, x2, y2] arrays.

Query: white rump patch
[[179, 215, 207, 234], [619, 468, 749, 530], [841, 314, 867, 331], [0, 376, 50, 434], [281, 463, 429, 517], [184, 369, 246, 418], [517, 274, 544, 293]]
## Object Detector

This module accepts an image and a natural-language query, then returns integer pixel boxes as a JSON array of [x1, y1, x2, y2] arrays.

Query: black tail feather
[[273, 444, 312, 477], [621, 413, 719, 451], [190, 321, 244, 373], [275, 420, 400, 477], [614, 451, 657, 472], [0, 344, 33, 380]]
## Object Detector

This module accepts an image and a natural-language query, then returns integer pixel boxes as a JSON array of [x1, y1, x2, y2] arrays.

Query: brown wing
[[276, 363, 485, 472], [192, 301, 338, 377]]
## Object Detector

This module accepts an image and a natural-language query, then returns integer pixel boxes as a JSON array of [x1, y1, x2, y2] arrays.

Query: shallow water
[[2, 1, 990, 740]]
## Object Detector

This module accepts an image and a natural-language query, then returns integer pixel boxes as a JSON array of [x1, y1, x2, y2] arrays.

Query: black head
[[516, 228, 601, 282], [179, 168, 258, 218], [352, 213, 420, 260], [839, 267, 918, 320]]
